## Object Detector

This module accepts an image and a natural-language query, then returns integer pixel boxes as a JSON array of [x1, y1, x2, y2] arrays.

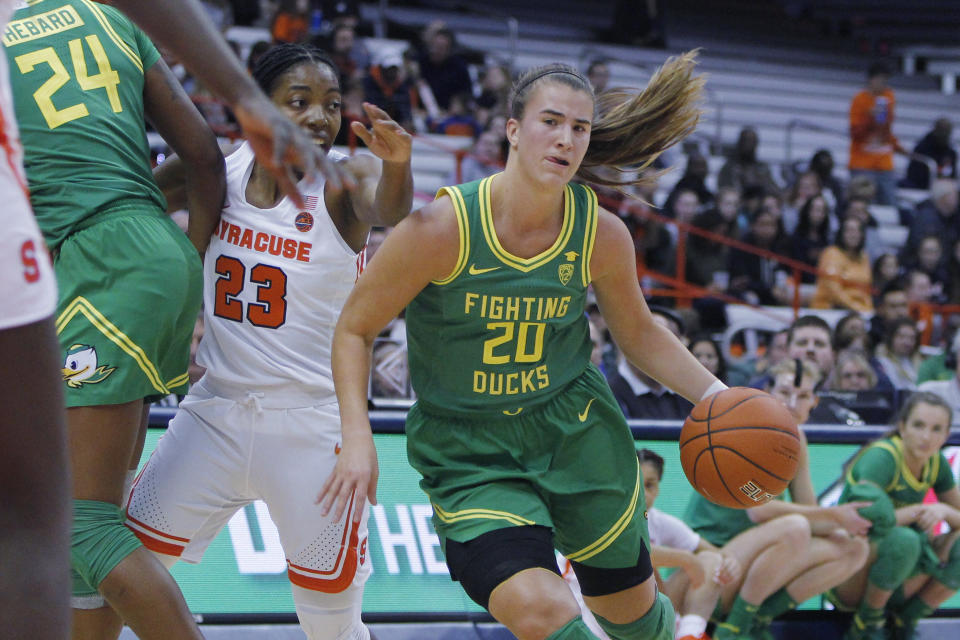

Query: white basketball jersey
[[196, 143, 364, 402]]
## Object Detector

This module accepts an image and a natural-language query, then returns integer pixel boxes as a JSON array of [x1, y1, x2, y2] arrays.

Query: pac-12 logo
[[294, 212, 314, 232], [62, 344, 116, 388]]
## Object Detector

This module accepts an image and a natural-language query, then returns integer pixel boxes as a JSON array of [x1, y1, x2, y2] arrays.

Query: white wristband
[[699, 380, 728, 401]]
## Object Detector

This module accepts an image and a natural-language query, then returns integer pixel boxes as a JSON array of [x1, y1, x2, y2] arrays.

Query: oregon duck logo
[[62, 344, 116, 388], [558, 263, 574, 285]]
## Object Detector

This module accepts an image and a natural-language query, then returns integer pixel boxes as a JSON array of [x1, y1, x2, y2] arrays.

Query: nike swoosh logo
[[334, 443, 342, 455], [502, 407, 523, 416], [469, 264, 500, 275], [578, 398, 596, 422]]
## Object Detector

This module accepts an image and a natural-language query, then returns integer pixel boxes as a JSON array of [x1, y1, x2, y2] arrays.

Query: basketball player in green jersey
[[832, 391, 960, 640], [6, 1, 222, 638], [322, 54, 728, 640]]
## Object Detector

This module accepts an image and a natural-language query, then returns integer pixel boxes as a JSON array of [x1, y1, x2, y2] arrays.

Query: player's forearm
[[332, 326, 375, 444], [651, 545, 695, 570], [373, 160, 414, 226], [112, 0, 260, 108], [622, 321, 719, 403]]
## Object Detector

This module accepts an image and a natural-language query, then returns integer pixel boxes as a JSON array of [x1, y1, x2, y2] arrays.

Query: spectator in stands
[[948, 238, 960, 303], [445, 129, 503, 184], [782, 170, 823, 234], [848, 61, 907, 206], [811, 215, 874, 312], [687, 358, 871, 640], [714, 186, 747, 237], [687, 209, 729, 291], [431, 91, 482, 137], [363, 50, 416, 132], [718, 126, 780, 198], [904, 235, 948, 298], [791, 194, 832, 283], [904, 268, 935, 305], [688, 334, 727, 384], [875, 317, 923, 390], [903, 178, 959, 266], [828, 349, 879, 392], [271, 0, 310, 44], [750, 315, 833, 388], [903, 117, 957, 189], [871, 252, 901, 299], [585, 59, 611, 93], [670, 187, 702, 229], [834, 312, 870, 352], [417, 25, 472, 113], [918, 333, 960, 425], [727, 209, 790, 306], [833, 392, 960, 640], [323, 21, 368, 85], [475, 63, 510, 130], [809, 148, 845, 212], [664, 151, 713, 216], [870, 279, 911, 346], [607, 309, 693, 419], [620, 169, 675, 278]]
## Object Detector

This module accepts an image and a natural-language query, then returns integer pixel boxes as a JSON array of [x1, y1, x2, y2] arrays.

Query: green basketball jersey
[[683, 493, 754, 547], [841, 436, 955, 508], [406, 174, 599, 416], [4, 0, 164, 249]]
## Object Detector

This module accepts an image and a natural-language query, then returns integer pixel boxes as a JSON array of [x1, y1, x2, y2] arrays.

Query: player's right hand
[[316, 430, 379, 524], [233, 92, 357, 208], [714, 554, 741, 586], [832, 501, 873, 536]]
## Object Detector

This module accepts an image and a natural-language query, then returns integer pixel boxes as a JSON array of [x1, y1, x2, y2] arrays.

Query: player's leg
[[72, 405, 150, 640], [711, 514, 811, 639], [0, 317, 71, 640], [255, 402, 373, 640], [889, 528, 960, 640], [552, 370, 674, 640], [664, 551, 724, 640]]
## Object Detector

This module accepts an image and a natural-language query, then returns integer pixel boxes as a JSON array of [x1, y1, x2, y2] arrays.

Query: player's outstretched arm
[[143, 59, 224, 255], [318, 198, 461, 522], [111, 0, 355, 207], [590, 209, 722, 403]]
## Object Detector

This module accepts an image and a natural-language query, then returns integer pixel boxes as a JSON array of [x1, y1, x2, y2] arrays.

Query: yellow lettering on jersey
[[472, 365, 551, 398], [463, 293, 573, 322], [4, 5, 83, 47]]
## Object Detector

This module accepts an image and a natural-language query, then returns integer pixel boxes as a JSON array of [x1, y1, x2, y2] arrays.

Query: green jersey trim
[[478, 175, 576, 272], [56, 296, 171, 394], [431, 502, 535, 527], [432, 185, 470, 285], [81, 0, 142, 72], [566, 457, 641, 562], [581, 186, 598, 286]]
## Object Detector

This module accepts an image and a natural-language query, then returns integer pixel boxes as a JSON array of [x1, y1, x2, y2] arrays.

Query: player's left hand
[[714, 554, 741, 586], [350, 103, 412, 164], [316, 432, 379, 524]]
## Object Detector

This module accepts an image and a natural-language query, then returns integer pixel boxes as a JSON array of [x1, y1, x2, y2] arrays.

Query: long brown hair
[[508, 51, 705, 190]]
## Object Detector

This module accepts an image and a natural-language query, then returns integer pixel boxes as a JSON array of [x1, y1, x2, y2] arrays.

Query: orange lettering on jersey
[[217, 221, 313, 263], [20, 239, 40, 283]]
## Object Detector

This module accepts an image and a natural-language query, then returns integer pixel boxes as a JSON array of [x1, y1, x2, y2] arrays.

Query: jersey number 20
[[214, 255, 287, 329]]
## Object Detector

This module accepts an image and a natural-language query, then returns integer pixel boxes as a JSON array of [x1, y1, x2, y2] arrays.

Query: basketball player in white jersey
[[0, 3, 65, 633], [126, 44, 412, 640]]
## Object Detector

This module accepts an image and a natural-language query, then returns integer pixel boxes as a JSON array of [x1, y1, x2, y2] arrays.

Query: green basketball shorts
[[54, 202, 202, 407], [407, 365, 650, 569]]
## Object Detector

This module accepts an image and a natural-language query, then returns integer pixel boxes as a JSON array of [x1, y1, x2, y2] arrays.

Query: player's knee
[[291, 584, 368, 640], [444, 525, 561, 610], [71, 500, 142, 594], [571, 543, 654, 597], [937, 532, 960, 590], [846, 535, 871, 571], [773, 514, 812, 549], [507, 590, 581, 640], [594, 590, 675, 640], [869, 526, 922, 590], [694, 550, 724, 579]]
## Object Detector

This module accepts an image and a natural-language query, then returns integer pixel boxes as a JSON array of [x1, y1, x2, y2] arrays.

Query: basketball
[[679, 387, 801, 509]]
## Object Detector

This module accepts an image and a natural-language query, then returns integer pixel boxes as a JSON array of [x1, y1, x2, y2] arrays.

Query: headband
[[515, 68, 584, 95]]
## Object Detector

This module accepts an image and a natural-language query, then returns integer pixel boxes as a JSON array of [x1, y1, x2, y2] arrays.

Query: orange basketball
[[679, 387, 801, 509]]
